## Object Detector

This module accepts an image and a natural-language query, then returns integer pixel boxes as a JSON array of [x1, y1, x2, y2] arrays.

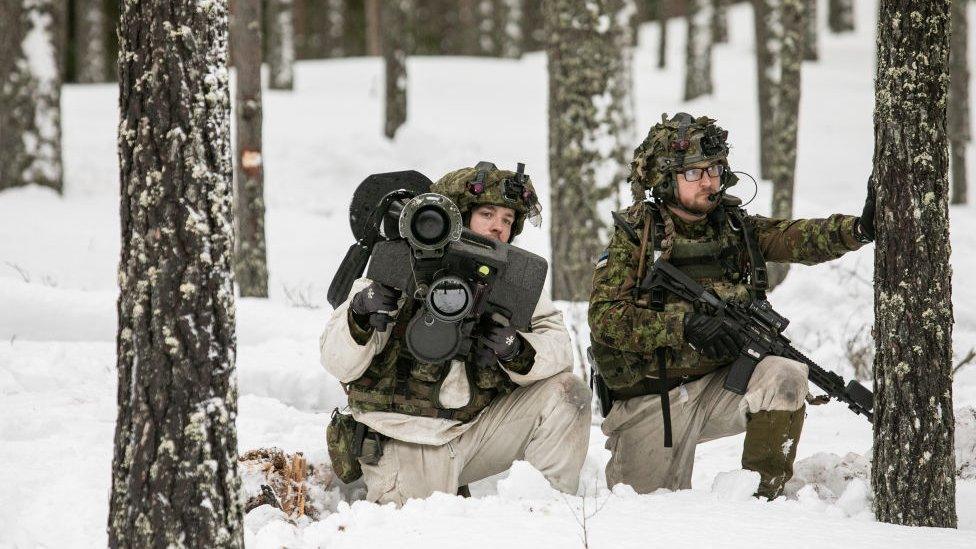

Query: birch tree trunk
[[752, 0, 780, 180], [109, 0, 244, 545], [684, 0, 714, 101], [871, 0, 957, 528], [827, 0, 854, 33], [713, 0, 729, 44], [545, 0, 623, 300], [232, 0, 270, 297], [267, 0, 296, 90], [949, 0, 970, 205], [803, 0, 818, 61], [383, 0, 410, 139], [767, 0, 804, 289], [73, 0, 107, 83], [0, 0, 64, 193]]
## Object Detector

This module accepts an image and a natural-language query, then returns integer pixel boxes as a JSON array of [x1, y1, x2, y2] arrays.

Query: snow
[[3, 0, 976, 546]]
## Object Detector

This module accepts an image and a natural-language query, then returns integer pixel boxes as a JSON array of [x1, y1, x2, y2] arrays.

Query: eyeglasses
[[680, 164, 725, 182]]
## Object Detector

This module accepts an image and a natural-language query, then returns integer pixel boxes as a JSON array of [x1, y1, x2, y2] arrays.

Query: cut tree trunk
[[109, 0, 244, 546], [871, 0, 957, 528]]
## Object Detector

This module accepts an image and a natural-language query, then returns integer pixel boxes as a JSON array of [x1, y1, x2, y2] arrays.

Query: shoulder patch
[[595, 249, 609, 269]]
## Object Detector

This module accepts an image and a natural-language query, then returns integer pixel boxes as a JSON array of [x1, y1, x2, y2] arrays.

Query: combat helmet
[[629, 112, 738, 204], [430, 161, 542, 242]]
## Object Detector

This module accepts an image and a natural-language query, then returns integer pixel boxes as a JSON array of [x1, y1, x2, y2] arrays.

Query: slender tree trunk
[[545, 0, 621, 301], [684, 0, 714, 100], [767, 0, 804, 289], [232, 0, 270, 297], [73, 0, 107, 83], [109, 0, 244, 546], [827, 0, 854, 33], [657, 0, 668, 68], [267, 0, 295, 90], [523, 0, 546, 52], [477, 0, 498, 56], [713, 0, 729, 44], [611, 0, 638, 208], [499, 0, 525, 58], [0, 0, 64, 194], [365, 0, 382, 56], [383, 0, 410, 139], [872, 0, 957, 528], [803, 0, 818, 61], [753, 0, 780, 180], [949, 0, 970, 205], [326, 0, 346, 57]]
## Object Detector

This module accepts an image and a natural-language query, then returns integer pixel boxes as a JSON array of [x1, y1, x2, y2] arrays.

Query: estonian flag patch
[[595, 249, 609, 269]]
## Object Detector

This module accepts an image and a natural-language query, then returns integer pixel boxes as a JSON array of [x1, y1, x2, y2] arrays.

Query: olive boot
[[741, 407, 805, 500]]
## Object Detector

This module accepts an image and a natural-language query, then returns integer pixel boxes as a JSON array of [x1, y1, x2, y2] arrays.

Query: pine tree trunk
[[545, 0, 619, 301], [233, 0, 270, 297], [383, 0, 410, 139], [327, 0, 346, 57], [827, 0, 854, 33], [365, 0, 382, 56], [949, 0, 970, 205], [267, 0, 296, 89], [753, 0, 780, 180], [684, 0, 714, 101], [523, 0, 546, 52], [872, 0, 957, 528], [657, 0, 668, 68], [498, 0, 525, 58], [767, 0, 804, 289], [0, 0, 64, 194], [611, 0, 639, 208], [73, 0, 107, 83], [109, 1, 244, 546], [713, 0, 729, 44], [803, 0, 818, 61]]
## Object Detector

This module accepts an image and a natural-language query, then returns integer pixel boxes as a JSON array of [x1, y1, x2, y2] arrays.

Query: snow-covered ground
[[3, 1, 976, 547]]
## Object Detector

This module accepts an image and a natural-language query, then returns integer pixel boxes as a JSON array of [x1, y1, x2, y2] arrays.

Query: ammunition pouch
[[326, 408, 386, 484]]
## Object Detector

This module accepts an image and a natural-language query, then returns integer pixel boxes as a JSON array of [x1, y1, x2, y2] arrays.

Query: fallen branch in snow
[[953, 347, 976, 376]]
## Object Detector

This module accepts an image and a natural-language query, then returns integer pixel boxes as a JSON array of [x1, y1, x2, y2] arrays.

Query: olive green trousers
[[603, 355, 809, 498]]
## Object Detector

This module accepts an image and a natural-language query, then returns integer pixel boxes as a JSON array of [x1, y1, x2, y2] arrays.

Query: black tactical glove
[[478, 321, 523, 362], [683, 311, 741, 360], [855, 177, 876, 243], [350, 281, 400, 332]]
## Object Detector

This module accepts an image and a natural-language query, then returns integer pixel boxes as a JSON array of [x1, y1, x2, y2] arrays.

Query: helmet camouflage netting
[[629, 112, 737, 203], [430, 161, 542, 240]]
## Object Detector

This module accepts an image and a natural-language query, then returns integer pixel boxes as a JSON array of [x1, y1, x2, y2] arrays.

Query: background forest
[[1, 0, 975, 547]]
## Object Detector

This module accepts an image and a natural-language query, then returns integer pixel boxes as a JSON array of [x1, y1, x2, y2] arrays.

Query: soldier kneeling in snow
[[589, 113, 875, 499], [320, 163, 591, 506]]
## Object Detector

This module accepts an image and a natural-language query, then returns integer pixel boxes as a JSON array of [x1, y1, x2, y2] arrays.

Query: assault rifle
[[640, 258, 874, 422]]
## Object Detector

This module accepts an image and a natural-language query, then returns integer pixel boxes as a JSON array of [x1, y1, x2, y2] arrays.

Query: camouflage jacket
[[589, 201, 865, 389]]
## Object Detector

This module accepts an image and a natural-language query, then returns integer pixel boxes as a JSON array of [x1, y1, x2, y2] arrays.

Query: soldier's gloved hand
[[855, 176, 876, 243], [479, 322, 523, 362], [683, 312, 741, 359], [350, 282, 400, 332]]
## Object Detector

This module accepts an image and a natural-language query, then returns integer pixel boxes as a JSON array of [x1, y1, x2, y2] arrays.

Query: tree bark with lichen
[[546, 0, 633, 300], [752, 0, 780, 180], [383, 0, 411, 139], [109, 0, 244, 545], [233, 0, 269, 297], [871, 0, 957, 528]]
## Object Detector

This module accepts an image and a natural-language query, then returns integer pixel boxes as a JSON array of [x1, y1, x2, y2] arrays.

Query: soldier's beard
[[674, 192, 719, 218]]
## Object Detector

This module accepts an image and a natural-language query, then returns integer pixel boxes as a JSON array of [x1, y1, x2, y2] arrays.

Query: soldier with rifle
[[321, 163, 591, 506], [588, 113, 876, 499]]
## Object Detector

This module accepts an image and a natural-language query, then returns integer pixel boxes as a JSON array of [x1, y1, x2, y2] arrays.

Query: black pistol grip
[[724, 355, 759, 395]]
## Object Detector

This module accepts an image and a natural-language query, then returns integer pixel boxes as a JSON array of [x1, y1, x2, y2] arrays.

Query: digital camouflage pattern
[[430, 163, 542, 240], [589, 201, 865, 388], [629, 113, 738, 203]]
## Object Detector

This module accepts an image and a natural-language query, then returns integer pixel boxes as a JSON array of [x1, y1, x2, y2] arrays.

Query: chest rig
[[345, 297, 517, 423]]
